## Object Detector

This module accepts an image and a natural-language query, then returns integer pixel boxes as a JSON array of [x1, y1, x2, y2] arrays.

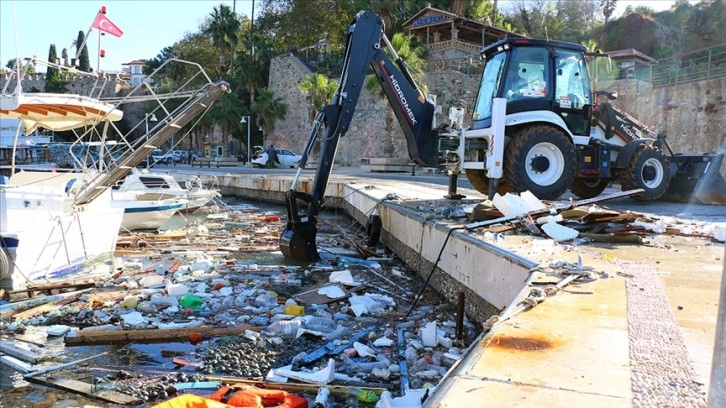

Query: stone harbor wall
[[0, 72, 121, 97], [268, 53, 725, 171]]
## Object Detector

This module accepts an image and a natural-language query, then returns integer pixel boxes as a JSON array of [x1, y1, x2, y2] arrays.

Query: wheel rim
[[582, 179, 602, 188], [641, 157, 664, 188], [525, 142, 565, 186]]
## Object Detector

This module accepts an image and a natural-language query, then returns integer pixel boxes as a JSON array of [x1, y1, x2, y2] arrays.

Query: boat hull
[[1, 191, 123, 291], [118, 201, 184, 231]]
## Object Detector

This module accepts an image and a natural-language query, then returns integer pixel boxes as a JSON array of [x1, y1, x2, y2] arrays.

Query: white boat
[[0, 54, 229, 291], [0, 163, 124, 291], [112, 191, 187, 231], [114, 171, 220, 214]]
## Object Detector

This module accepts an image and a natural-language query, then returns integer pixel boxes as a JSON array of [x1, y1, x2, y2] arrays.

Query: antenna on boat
[[11, 0, 22, 96]]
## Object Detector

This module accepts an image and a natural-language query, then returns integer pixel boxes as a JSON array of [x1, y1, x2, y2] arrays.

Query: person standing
[[265, 144, 279, 168]]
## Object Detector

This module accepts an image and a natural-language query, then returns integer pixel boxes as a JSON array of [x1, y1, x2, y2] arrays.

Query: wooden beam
[[24, 376, 142, 405], [65, 325, 262, 346], [204, 376, 388, 396], [12, 296, 79, 321]]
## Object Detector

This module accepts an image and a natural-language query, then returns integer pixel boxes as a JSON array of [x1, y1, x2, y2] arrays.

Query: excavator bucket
[[661, 153, 726, 204]]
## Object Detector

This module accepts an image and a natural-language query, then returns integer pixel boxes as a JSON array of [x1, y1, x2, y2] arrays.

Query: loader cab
[[471, 38, 592, 136]]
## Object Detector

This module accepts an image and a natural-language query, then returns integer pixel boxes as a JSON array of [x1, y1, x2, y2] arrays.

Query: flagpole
[[97, 28, 101, 72]]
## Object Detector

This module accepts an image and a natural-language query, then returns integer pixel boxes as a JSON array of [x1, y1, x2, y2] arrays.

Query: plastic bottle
[[312, 386, 331, 408], [305, 316, 336, 333], [179, 294, 204, 309], [265, 319, 302, 336]]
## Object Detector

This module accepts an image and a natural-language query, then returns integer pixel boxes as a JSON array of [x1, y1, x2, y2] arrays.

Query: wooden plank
[[9, 279, 96, 295], [24, 376, 142, 405], [12, 296, 79, 321], [65, 325, 261, 346]]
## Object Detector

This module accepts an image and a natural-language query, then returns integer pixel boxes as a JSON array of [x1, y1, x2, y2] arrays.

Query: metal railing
[[292, 40, 726, 89], [651, 42, 726, 87]]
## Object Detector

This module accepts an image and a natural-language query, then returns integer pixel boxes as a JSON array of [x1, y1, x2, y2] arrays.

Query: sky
[[0, 0, 254, 73], [0, 1, 692, 74]]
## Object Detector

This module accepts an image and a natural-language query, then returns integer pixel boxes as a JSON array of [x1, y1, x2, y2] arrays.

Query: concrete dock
[[165, 163, 723, 407]]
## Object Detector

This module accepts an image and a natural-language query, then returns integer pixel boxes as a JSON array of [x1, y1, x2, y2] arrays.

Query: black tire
[[504, 125, 577, 200], [166, 158, 173, 165], [570, 178, 609, 199], [365, 215, 382, 247], [464, 169, 510, 197], [620, 144, 671, 200]]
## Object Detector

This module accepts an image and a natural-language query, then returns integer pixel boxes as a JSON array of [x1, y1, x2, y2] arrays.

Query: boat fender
[[365, 214, 382, 247], [65, 178, 77, 195], [188, 176, 202, 190], [0, 249, 9, 280]]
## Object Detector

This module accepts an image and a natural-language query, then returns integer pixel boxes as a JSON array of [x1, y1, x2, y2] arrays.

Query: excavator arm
[[280, 11, 440, 262]]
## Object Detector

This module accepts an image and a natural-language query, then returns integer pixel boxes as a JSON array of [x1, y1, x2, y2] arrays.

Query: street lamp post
[[144, 113, 157, 143], [240, 116, 251, 165]]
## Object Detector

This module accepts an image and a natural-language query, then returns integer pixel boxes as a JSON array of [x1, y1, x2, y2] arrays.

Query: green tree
[[203, 4, 241, 78], [235, 29, 274, 123], [6, 58, 35, 74], [74, 31, 91, 72], [365, 32, 428, 97], [467, 0, 512, 29], [507, 0, 602, 41], [299, 73, 339, 119], [251, 87, 288, 134], [45, 44, 66, 92]]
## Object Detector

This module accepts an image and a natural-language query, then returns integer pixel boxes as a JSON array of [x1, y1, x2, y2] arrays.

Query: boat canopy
[[0, 92, 123, 134]]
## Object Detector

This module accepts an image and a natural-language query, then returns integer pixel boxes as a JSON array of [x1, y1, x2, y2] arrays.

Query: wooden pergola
[[403, 7, 524, 59]]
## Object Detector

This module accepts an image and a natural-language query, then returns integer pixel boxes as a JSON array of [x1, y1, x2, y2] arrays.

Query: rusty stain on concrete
[[486, 334, 555, 352]]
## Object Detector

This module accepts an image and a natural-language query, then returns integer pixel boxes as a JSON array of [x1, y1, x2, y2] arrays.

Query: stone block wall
[[610, 77, 726, 157], [0, 72, 121, 97]]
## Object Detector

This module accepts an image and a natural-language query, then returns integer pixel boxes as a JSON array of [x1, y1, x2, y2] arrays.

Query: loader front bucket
[[661, 152, 726, 204]]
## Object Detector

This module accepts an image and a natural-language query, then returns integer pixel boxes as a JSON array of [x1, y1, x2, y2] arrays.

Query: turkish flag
[[91, 12, 123, 37]]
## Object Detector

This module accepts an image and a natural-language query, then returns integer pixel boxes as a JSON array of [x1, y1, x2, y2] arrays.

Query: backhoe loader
[[280, 10, 726, 262]]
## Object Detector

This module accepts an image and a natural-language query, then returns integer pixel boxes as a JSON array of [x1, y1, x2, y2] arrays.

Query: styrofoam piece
[[273, 358, 336, 384], [353, 341, 376, 358], [121, 311, 146, 327], [421, 321, 437, 347], [329, 269, 359, 286], [139, 275, 164, 288], [373, 337, 394, 347], [492, 191, 545, 217], [0, 355, 34, 373], [317, 285, 346, 298], [714, 225, 726, 242], [541, 221, 579, 242], [376, 387, 436, 408], [45, 325, 71, 336], [265, 369, 289, 383], [166, 283, 189, 297]]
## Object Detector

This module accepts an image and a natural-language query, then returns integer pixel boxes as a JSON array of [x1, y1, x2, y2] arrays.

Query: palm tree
[[299, 73, 339, 120], [204, 4, 241, 78], [251, 87, 288, 136], [365, 32, 428, 97]]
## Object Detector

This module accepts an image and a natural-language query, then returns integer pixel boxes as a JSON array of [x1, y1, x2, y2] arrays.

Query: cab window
[[555, 50, 591, 110], [503, 47, 548, 100]]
